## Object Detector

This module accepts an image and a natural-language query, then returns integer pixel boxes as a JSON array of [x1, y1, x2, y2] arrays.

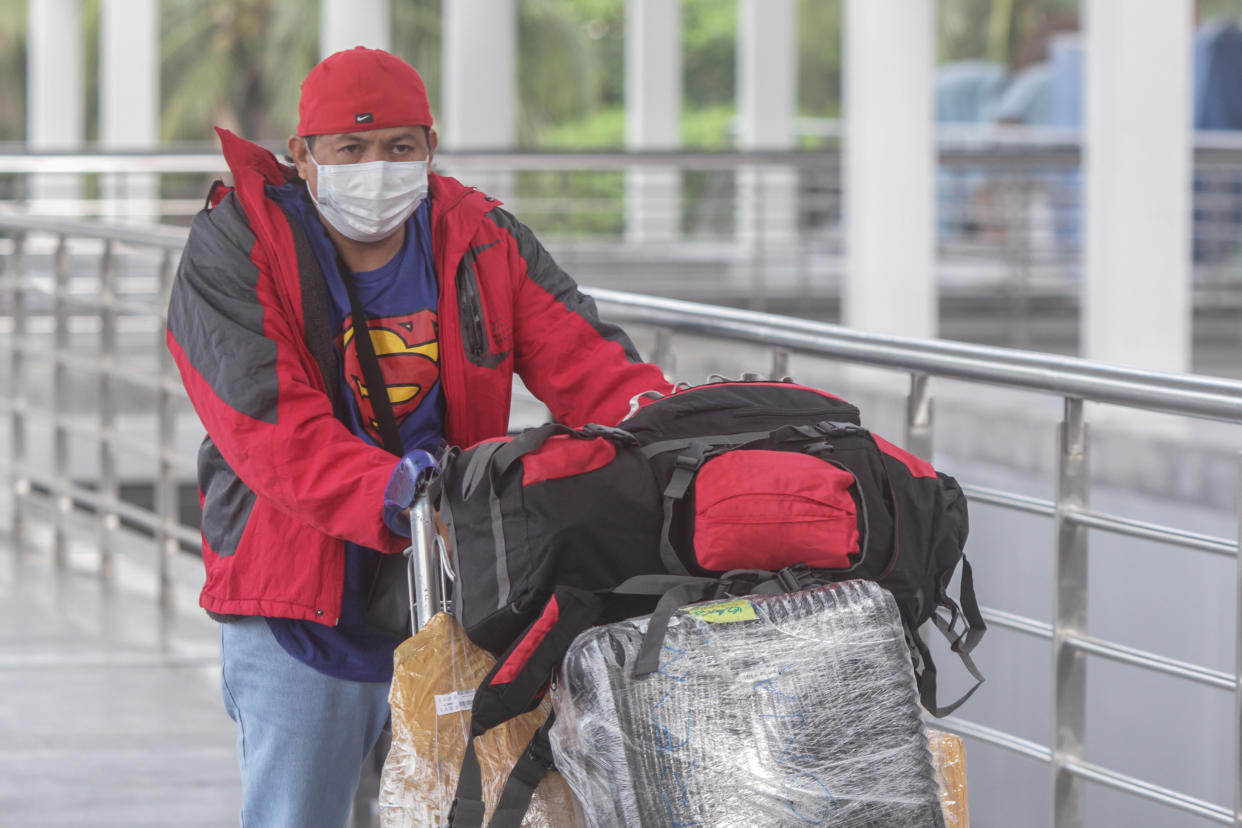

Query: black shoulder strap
[[917, 557, 987, 717], [913, 624, 986, 718], [487, 715, 558, 828], [448, 587, 603, 827], [337, 255, 404, 456], [448, 714, 559, 828], [446, 724, 488, 827]]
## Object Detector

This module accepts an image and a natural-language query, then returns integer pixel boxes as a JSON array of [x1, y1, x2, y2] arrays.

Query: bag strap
[[489, 422, 579, 477], [910, 557, 987, 717], [952, 556, 986, 655], [912, 621, 986, 718], [337, 255, 404, 456], [611, 567, 820, 677], [655, 443, 712, 576], [448, 713, 559, 828], [638, 422, 843, 460], [487, 715, 558, 828], [447, 587, 602, 827], [446, 724, 488, 828], [488, 421, 635, 483]]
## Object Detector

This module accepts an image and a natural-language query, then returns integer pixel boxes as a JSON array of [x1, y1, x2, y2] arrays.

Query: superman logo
[[338, 309, 439, 443]]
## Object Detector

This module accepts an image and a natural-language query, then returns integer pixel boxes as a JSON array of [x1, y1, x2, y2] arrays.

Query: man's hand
[[382, 449, 438, 536]]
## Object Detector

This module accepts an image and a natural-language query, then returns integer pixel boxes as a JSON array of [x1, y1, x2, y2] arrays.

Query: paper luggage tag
[[686, 599, 758, 624], [434, 688, 476, 716]]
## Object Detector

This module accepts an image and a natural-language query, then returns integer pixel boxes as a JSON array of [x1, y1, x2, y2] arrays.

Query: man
[[166, 46, 671, 827]]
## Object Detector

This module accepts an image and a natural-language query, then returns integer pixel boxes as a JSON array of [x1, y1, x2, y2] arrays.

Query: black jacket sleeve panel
[[168, 194, 280, 424], [484, 207, 673, 428]]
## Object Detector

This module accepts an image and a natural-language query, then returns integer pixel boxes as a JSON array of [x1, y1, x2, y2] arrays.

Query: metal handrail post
[[97, 241, 117, 582], [8, 231, 28, 551], [906, 371, 933, 460], [1053, 397, 1089, 828], [651, 330, 675, 378], [51, 235, 70, 569], [770, 349, 790, 382], [1236, 452, 1242, 828], [155, 250, 177, 614]]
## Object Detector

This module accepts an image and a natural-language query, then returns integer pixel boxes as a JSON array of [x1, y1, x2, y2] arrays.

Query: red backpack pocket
[[692, 450, 860, 572]]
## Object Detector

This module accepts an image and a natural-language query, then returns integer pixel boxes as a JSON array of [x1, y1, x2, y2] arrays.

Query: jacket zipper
[[456, 251, 488, 364]]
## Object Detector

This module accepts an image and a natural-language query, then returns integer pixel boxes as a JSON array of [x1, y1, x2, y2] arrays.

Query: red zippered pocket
[[692, 450, 860, 572]]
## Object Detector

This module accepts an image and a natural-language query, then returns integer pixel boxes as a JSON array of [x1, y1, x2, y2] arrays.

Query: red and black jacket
[[166, 129, 673, 624]]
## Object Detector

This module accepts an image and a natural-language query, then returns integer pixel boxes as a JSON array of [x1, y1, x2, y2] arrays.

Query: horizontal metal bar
[[0, 215, 188, 250], [977, 608, 1234, 689], [592, 290, 1242, 422], [1062, 757, 1234, 824], [1066, 508, 1238, 557], [1065, 633, 1236, 691], [11, 283, 162, 318], [601, 289, 1242, 397], [979, 607, 1053, 639], [2, 135, 1240, 172], [8, 343, 165, 393], [939, 717, 1233, 822], [934, 716, 1052, 762], [957, 483, 1056, 516], [16, 471, 200, 548], [0, 648, 219, 670], [0, 402, 196, 460]]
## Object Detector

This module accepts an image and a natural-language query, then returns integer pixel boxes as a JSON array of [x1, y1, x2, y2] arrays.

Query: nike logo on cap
[[355, 113, 373, 124]]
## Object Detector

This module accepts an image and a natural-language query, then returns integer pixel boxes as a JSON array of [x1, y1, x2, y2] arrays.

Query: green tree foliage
[[517, 0, 623, 146], [160, 0, 316, 142], [798, 0, 842, 118], [0, 0, 26, 142], [517, 0, 607, 144], [681, 0, 735, 106], [940, 0, 1079, 68], [392, 0, 442, 117]]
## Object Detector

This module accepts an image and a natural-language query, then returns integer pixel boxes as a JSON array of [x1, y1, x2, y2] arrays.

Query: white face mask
[[307, 151, 429, 243]]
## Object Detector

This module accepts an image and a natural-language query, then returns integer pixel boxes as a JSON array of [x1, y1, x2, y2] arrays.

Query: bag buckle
[[580, 423, 639, 446], [776, 564, 810, 593]]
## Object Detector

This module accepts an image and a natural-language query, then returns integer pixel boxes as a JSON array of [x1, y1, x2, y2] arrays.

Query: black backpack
[[436, 381, 984, 826]]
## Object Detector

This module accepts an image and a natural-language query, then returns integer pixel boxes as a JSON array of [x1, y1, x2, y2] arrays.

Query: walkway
[[0, 535, 240, 827]]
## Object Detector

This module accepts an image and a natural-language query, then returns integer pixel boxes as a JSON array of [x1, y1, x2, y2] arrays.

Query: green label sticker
[[686, 599, 758, 624]]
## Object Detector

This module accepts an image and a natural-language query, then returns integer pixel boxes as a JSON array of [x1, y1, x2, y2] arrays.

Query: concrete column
[[1082, 0, 1192, 374], [737, 0, 798, 254], [842, 0, 937, 340], [27, 0, 84, 214], [625, 0, 681, 243], [100, 0, 159, 224], [442, 0, 516, 201], [321, 0, 390, 57]]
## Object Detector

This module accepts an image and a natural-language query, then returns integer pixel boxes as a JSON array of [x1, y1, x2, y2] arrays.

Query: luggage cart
[[405, 475, 452, 634]]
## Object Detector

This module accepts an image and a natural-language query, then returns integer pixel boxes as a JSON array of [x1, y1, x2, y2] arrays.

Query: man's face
[[288, 125, 436, 200]]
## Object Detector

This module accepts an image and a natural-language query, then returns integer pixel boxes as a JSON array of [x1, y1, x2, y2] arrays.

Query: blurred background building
[[3, 3, 1242, 827], [3, 0, 1242, 373]]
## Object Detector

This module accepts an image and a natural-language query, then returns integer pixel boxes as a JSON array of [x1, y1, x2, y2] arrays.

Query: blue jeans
[[220, 617, 392, 828]]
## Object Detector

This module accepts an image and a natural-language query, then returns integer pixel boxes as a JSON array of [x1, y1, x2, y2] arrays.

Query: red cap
[[297, 47, 433, 136]]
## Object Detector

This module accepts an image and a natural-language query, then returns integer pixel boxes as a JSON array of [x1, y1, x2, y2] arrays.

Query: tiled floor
[[0, 540, 241, 827]]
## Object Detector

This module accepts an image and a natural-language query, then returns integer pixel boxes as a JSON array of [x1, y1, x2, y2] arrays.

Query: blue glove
[[382, 449, 439, 536]]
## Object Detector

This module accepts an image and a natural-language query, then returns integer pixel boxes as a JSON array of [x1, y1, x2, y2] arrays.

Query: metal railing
[[0, 212, 1239, 826], [4, 138, 1242, 356]]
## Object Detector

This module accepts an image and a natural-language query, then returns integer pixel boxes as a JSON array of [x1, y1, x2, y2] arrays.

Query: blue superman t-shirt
[[265, 181, 443, 682]]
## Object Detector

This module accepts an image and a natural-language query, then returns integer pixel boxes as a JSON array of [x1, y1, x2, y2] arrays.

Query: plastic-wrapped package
[[379, 612, 584, 827], [549, 580, 945, 827], [928, 729, 969, 827]]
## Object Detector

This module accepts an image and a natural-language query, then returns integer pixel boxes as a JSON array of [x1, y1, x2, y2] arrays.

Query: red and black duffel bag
[[434, 380, 984, 826]]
